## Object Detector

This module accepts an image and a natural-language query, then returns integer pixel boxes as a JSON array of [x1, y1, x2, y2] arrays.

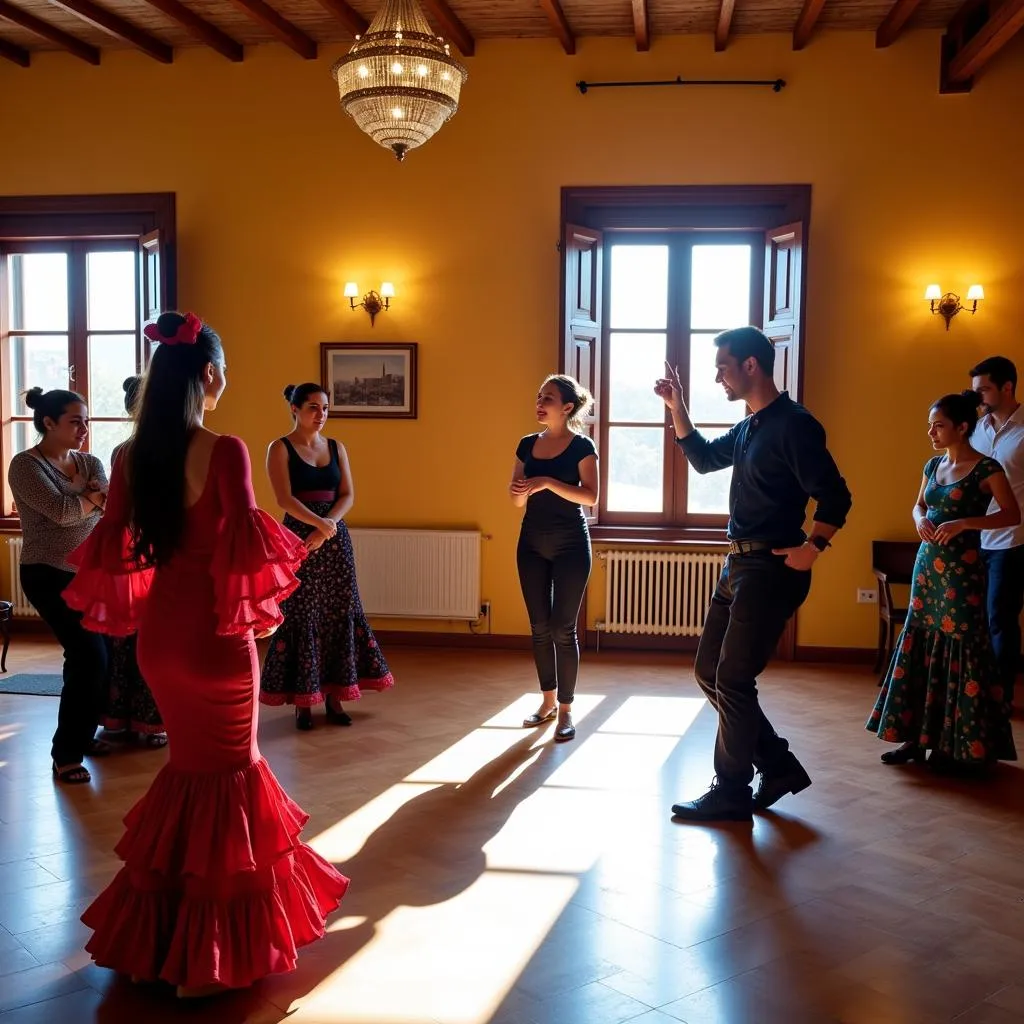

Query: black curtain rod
[[576, 76, 786, 94]]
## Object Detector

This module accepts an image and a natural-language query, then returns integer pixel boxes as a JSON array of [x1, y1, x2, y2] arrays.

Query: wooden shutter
[[764, 220, 807, 660], [562, 223, 603, 523]]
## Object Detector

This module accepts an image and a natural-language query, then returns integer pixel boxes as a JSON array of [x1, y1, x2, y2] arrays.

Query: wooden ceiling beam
[[311, 0, 366, 37], [632, 0, 649, 51], [943, 0, 1024, 88], [47, 0, 172, 61], [539, 0, 574, 54], [793, 0, 826, 48], [137, 0, 243, 60], [0, 0, 99, 63], [225, 0, 315, 58], [0, 34, 29, 64], [875, 0, 923, 46], [421, 0, 474, 56], [715, 0, 736, 50]]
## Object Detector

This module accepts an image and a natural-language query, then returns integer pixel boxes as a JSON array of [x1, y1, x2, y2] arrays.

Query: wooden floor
[[0, 640, 1023, 1024]]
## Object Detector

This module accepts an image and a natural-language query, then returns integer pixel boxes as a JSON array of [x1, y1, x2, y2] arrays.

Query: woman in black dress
[[260, 383, 393, 729], [509, 374, 599, 742]]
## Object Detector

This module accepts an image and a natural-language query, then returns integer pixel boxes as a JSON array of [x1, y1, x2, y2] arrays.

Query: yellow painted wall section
[[1, 32, 1023, 648]]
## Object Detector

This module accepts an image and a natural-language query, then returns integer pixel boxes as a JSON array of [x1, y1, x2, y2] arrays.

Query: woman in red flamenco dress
[[63, 311, 349, 999]]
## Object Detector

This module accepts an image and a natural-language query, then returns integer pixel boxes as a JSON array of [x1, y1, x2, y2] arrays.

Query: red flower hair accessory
[[143, 312, 202, 346]]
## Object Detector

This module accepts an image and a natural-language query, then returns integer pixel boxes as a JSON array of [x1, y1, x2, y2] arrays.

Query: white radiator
[[597, 549, 726, 637], [348, 528, 481, 621], [6, 537, 39, 618]]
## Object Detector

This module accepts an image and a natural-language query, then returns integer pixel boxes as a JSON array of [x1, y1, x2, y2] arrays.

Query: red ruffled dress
[[63, 435, 349, 989]]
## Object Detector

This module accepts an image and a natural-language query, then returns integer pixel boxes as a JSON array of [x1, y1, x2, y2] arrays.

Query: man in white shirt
[[970, 356, 1024, 712]]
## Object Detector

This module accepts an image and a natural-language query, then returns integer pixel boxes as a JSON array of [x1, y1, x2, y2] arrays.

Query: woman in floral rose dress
[[260, 383, 393, 729], [868, 390, 1020, 769]]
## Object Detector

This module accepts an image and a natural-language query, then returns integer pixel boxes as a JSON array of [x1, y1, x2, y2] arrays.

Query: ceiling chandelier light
[[331, 0, 468, 162]]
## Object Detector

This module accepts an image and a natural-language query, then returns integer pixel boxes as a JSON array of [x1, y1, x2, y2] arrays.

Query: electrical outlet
[[857, 588, 878, 604], [480, 601, 491, 618]]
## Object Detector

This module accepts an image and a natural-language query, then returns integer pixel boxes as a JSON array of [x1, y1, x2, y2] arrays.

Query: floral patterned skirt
[[867, 625, 1016, 763], [103, 634, 165, 735], [259, 506, 394, 707]]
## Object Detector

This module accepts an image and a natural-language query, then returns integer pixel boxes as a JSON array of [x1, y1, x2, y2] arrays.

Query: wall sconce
[[344, 282, 395, 326], [925, 283, 983, 330]]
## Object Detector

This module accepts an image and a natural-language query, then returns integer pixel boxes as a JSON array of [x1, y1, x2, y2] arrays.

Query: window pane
[[8, 335, 69, 415], [609, 332, 666, 423], [688, 427, 733, 515], [11, 421, 35, 461], [8, 253, 68, 331], [88, 334, 138, 417], [609, 245, 668, 330], [688, 333, 747, 425], [87, 250, 137, 331], [607, 426, 663, 512], [89, 420, 133, 474], [690, 245, 751, 330]]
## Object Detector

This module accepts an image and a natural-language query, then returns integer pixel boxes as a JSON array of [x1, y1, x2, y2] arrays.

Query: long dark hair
[[127, 312, 223, 566]]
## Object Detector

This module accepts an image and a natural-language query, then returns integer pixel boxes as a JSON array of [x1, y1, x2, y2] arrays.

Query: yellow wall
[[2, 31, 1023, 649]]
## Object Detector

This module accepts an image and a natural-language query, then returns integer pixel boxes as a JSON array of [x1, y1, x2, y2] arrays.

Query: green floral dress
[[867, 454, 1016, 763]]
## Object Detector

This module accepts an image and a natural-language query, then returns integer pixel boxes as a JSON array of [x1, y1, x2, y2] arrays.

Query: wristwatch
[[808, 535, 831, 552]]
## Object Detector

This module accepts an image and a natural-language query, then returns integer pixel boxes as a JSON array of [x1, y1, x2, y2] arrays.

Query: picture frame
[[319, 342, 418, 419]]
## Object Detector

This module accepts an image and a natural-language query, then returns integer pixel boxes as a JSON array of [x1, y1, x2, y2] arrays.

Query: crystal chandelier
[[331, 0, 468, 162]]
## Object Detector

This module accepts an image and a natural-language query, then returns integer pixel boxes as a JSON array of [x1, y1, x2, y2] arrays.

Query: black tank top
[[280, 437, 341, 496]]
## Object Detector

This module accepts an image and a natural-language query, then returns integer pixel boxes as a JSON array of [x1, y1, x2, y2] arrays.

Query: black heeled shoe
[[880, 743, 925, 765], [325, 700, 352, 726], [295, 708, 313, 731]]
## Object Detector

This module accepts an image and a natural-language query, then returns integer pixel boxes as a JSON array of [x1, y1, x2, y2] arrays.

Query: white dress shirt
[[973, 404, 1024, 550]]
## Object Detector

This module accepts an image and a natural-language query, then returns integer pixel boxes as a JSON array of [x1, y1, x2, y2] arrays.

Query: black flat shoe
[[523, 706, 557, 728], [880, 743, 925, 765], [325, 703, 353, 726], [295, 708, 313, 731], [554, 716, 575, 742]]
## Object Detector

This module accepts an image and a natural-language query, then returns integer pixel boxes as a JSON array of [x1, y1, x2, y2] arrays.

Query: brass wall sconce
[[345, 281, 394, 326], [925, 283, 983, 330]]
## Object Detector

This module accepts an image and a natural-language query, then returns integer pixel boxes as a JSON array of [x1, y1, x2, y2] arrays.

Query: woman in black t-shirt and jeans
[[509, 375, 599, 742]]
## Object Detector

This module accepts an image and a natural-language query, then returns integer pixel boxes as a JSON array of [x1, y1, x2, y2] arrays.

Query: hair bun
[[123, 377, 136, 394], [283, 385, 296, 402], [155, 311, 185, 338], [24, 387, 44, 410]]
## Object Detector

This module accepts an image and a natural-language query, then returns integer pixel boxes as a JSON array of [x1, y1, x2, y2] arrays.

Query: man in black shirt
[[655, 326, 852, 821]]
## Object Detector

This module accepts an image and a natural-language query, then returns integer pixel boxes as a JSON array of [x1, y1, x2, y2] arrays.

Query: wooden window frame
[[0, 193, 176, 531], [560, 185, 811, 544]]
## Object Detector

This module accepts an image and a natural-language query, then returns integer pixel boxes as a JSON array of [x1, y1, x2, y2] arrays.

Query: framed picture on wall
[[320, 342, 418, 419]]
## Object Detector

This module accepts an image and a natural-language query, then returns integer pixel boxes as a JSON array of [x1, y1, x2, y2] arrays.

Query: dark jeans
[[694, 552, 812, 793], [982, 546, 1024, 708], [20, 563, 107, 766], [517, 523, 592, 705]]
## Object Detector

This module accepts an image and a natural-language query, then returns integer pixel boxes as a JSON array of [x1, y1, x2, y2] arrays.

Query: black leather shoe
[[753, 755, 812, 810], [671, 779, 753, 822], [880, 743, 925, 765], [523, 706, 557, 728], [325, 701, 353, 726], [295, 708, 313, 731], [554, 715, 576, 742]]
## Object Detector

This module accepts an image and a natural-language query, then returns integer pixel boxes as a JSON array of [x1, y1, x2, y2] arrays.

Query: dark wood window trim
[[0, 193, 176, 532], [560, 184, 810, 543]]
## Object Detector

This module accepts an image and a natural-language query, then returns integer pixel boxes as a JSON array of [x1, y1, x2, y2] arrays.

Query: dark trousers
[[982, 546, 1024, 708], [516, 523, 592, 705], [694, 552, 812, 793], [20, 563, 107, 766]]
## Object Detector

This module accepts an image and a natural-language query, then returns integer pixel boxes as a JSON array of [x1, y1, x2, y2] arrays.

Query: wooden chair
[[872, 540, 919, 686]]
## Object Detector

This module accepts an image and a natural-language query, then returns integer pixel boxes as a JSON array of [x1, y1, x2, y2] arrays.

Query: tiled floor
[[0, 639, 1022, 1023]]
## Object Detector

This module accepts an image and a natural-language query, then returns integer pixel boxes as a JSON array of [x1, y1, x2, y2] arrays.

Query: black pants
[[516, 523, 592, 704], [982, 546, 1024, 708], [694, 552, 812, 793], [20, 563, 107, 766]]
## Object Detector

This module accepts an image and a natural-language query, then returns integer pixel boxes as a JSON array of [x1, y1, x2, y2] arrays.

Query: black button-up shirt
[[677, 392, 852, 547]]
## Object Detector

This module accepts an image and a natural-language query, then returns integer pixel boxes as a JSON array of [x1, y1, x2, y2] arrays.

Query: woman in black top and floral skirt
[[260, 384, 393, 729], [510, 374, 599, 742]]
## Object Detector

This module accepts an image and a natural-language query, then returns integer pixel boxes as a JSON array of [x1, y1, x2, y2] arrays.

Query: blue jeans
[[694, 552, 812, 793], [982, 546, 1024, 708]]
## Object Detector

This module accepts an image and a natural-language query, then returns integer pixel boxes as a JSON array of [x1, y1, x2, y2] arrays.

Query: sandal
[[143, 733, 168, 749], [52, 761, 91, 784], [86, 738, 114, 757]]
